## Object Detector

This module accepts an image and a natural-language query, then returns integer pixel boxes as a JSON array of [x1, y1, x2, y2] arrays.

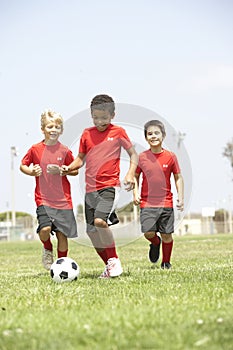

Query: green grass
[[0, 234, 233, 350]]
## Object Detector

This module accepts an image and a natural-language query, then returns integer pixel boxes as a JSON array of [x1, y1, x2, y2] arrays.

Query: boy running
[[20, 109, 78, 270], [133, 120, 184, 269], [61, 94, 138, 278]]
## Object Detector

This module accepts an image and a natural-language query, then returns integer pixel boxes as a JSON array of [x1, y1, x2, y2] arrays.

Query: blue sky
[[1, 0, 233, 215]]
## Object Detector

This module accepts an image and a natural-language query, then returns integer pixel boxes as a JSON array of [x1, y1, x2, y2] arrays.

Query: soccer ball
[[50, 257, 80, 283]]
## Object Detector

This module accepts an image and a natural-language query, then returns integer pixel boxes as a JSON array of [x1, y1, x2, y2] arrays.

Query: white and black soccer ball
[[50, 257, 80, 283]]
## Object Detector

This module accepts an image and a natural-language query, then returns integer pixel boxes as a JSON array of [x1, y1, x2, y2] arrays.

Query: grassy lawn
[[0, 234, 232, 350]]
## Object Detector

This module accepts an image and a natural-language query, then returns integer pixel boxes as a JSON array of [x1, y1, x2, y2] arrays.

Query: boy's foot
[[42, 248, 54, 270], [107, 258, 123, 277], [161, 262, 172, 270], [99, 258, 123, 278], [149, 237, 161, 263]]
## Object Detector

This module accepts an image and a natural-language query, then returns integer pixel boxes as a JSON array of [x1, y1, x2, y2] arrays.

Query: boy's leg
[[39, 226, 54, 270], [160, 233, 173, 269], [39, 226, 53, 250], [94, 218, 118, 260], [85, 189, 119, 261], [36, 206, 54, 270], [159, 208, 174, 269], [56, 231, 68, 258], [86, 231, 109, 264], [140, 208, 162, 264], [94, 219, 122, 278], [85, 192, 106, 259], [144, 231, 161, 245], [85, 188, 122, 277], [144, 231, 161, 263]]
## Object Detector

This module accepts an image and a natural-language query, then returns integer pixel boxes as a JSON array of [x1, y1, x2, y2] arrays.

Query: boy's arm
[[66, 169, 79, 176], [133, 173, 141, 205], [173, 173, 184, 211], [60, 153, 85, 175], [124, 146, 138, 191], [20, 163, 42, 177]]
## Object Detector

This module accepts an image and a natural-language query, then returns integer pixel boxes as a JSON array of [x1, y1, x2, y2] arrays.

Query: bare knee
[[161, 233, 173, 243], [144, 231, 155, 239], [94, 218, 107, 228], [39, 226, 51, 240]]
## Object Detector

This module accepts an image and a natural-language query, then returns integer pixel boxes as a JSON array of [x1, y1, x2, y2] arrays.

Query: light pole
[[177, 131, 186, 148], [11, 146, 18, 227]]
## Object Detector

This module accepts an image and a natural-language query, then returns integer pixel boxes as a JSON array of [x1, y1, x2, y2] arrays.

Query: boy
[[20, 109, 78, 270], [133, 120, 184, 269], [61, 94, 138, 278]]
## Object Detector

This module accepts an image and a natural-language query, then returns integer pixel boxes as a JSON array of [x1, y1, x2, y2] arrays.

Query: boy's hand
[[32, 164, 42, 177], [176, 199, 184, 211], [133, 195, 141, 206], [60, 165, 69, 176], [124, 180, 135, 191], [47, 164, 60, 175], [123, 173, 135, 191]]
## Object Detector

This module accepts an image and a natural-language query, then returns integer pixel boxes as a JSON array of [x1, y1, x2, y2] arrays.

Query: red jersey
[[79, 124, 132, 192], [21, 141, 75, 209], [136, 149, 180, 208]]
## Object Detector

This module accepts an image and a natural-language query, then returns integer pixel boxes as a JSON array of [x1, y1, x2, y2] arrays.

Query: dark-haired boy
[[62, 94, 138, 278]]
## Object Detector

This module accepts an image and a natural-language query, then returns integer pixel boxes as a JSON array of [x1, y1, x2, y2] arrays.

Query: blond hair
[[40, 109, 63, 132]]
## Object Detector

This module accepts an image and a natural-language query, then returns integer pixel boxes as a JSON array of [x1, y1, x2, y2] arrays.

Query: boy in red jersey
[[61, 94, 138, 278], [133, 120, 184, 269], [20, 109, 78, 270]]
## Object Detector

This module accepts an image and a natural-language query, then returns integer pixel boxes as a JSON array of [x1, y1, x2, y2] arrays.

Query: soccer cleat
[[149, 237, 161, 263], [42, 248, 54, 270], [161, 262, 172, 270], [107, 257, 123, 277]]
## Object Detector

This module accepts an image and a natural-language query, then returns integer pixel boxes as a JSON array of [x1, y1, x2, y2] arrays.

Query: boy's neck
[[150, 146, 163, 154], [43, 139, 59, 146]]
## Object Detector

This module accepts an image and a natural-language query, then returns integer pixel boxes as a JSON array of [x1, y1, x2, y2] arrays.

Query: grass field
[[0, 234, 233, 350]]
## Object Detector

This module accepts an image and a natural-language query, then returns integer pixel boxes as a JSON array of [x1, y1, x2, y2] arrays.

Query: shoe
[[149, 237, 161, 263], [107, 258, 123, 277], [42, 248, 54, 270], [99, 265, 110, 279], [161, 262, 172, 269]]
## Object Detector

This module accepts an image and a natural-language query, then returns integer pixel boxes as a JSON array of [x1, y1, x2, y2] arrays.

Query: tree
[[223, 138, 233, 178], [77, 204, 83, 214], [0, 211, 32, 222]]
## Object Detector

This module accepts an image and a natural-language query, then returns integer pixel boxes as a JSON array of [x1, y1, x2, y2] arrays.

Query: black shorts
[[140, 207, 174, 234], [36, 205, 78, 238], [85, 187, 119, 233]]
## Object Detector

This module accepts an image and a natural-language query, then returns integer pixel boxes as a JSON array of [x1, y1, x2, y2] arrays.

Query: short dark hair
[[144, 120, 166, 139], [90, 94, 115, 115]]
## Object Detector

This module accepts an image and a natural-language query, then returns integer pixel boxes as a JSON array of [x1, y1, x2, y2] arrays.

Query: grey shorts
[[140, 207, 174, 234], [85, 187, 119, 233], [36, 205, 78, 238]]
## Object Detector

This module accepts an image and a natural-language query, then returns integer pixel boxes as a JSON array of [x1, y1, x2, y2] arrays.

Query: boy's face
[[146, 125, 163, 147], [91, 109, 114, 132], [42, 118, 63, 144]]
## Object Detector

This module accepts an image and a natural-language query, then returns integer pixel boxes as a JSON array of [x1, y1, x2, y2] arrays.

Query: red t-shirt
[[136, 149, 180, 208], [21, 141, 75, 209], [79, 124, 132, 192]]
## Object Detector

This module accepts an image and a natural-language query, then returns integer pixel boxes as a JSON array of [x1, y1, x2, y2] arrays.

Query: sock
[[96, 249, 108, 264], [162, 240, 173, 263], [57, 249, 68, 258], [41, 238, 53, 251], [105, 244, 118, 260], [146, 234, 160, 246]]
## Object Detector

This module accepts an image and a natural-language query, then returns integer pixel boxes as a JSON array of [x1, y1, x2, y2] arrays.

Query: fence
[[0, 217, 232, 242]]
